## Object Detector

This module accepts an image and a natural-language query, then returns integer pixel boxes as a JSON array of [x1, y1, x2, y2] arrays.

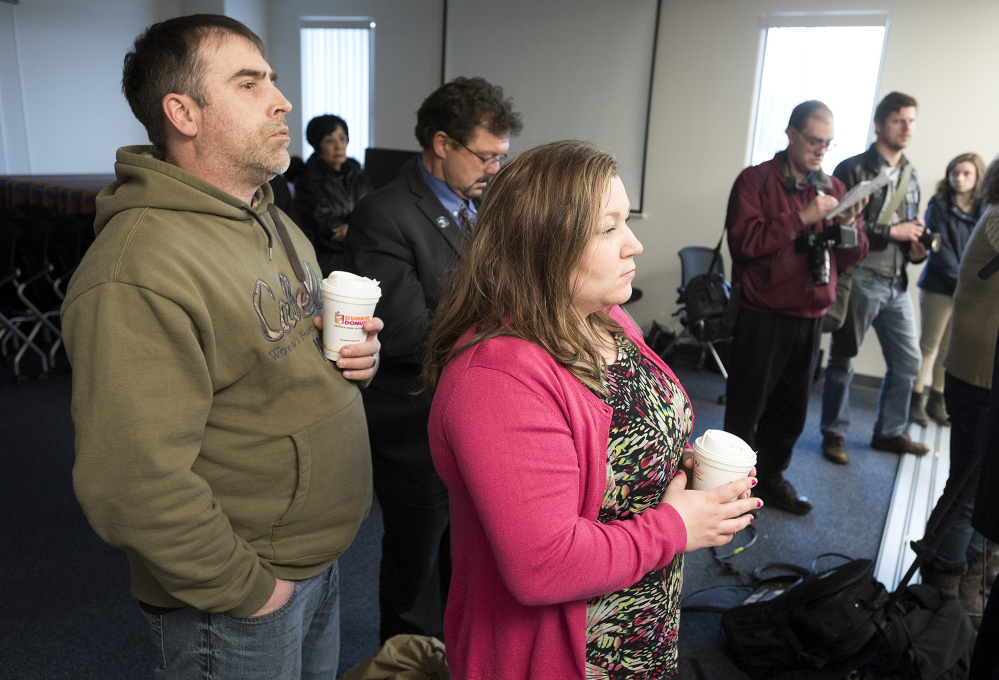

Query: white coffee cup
[[320, 271, 381, 361], [691, 429, 756, 499]]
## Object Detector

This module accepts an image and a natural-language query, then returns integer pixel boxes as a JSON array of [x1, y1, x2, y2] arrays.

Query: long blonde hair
[[422, 140, 622, 395]]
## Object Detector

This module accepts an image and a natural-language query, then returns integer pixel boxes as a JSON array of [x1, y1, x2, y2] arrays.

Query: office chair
[[674, 245, 735, 404], [363, 148, 420, 190]]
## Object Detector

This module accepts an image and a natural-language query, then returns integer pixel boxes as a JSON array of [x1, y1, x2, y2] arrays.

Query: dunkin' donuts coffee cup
[[691, 429, 756, 499], [320, 271, 381, 361]]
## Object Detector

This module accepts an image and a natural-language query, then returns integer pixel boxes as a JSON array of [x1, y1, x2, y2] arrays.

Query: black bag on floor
[[862, 583, 975, 680], [859, 446, 981, 679], [721, 558, 889, 680], [717, 453, 982, 680]]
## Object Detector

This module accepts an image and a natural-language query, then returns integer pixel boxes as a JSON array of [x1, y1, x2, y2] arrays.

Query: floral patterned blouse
[[584, 334, 694, 679]]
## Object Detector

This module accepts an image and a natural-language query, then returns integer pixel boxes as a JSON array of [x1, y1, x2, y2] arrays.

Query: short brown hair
[[122, 14, 265, 153], [414, 77, 522, 149], [422, 140, 621, 395], [874, 91, 918, 125]]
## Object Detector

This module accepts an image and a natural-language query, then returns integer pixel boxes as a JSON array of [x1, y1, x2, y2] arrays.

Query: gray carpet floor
[[0, 341, 893, 679]]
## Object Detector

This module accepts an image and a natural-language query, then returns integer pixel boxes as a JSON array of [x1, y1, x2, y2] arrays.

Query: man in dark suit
[[345, 77, 522, 642]]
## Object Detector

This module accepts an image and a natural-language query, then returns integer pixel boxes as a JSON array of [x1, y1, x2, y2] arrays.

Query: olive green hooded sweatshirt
[[62, 146, 372, 618]]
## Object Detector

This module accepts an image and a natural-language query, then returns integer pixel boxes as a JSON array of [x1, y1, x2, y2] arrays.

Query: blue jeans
[[821, 267, 921, 439], [140, 562, 341, 680]]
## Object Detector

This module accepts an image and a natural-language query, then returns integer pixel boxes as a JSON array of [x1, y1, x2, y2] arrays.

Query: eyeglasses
[[449, 136, 507, 167], [796, 130, 836, 151]]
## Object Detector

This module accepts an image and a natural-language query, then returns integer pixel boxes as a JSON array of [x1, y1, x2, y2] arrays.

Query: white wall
[[4, 0, 998, 378], [223, 0, 268, 46], [443, 0, 658, 210], [0, 1, 172, 173]]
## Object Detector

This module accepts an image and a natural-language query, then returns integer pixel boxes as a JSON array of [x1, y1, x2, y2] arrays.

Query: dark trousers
[[724, 307, 821, 480], [361, 385, 450, 644], [925, 372, 989, 570]]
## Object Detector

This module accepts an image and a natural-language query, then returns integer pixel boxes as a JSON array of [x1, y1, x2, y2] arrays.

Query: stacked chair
[[0, 205, 94, 383]]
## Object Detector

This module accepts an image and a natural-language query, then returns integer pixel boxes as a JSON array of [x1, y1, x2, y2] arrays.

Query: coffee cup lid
[[324, 271, 381, 295], [693, 429, 756, 466]]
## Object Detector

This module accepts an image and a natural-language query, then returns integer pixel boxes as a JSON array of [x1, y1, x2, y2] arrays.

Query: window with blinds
[[300, 20, 374, 161]]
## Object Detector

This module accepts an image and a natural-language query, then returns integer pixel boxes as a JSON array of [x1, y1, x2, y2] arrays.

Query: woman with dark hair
[[294, 114, 372, 275], [423, 140, 759, 679], [912, 152, 986, 425]]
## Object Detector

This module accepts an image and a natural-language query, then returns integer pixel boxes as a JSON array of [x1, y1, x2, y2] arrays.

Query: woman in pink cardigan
[[422, 141, 760, 679]]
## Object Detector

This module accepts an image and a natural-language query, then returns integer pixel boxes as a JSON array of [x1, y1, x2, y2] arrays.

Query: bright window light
[[750, 23, 887, 174], [300, 24, 372, 161]]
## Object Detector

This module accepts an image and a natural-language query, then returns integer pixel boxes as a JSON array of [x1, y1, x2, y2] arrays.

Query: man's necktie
[[457, 203, 475, 233]]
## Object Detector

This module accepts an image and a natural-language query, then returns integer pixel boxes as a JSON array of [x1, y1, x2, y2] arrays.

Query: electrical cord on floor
[[710, 524, 758, 582]]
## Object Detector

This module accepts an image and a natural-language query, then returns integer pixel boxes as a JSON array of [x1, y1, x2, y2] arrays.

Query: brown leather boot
[[919, 561, 966, 598], [960, 556, 985, 629]]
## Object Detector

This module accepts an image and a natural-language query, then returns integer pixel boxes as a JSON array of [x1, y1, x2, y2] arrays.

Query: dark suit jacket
[[345, 158, 468, 399]]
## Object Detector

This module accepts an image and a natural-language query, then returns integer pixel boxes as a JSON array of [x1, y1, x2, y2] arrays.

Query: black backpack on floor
[[720, 558, 889, 680], [714, 557, 975, 680], [862, 583, 974, 680], [708, 452, 984, 680]]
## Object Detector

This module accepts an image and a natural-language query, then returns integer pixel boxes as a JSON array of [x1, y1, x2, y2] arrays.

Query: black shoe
[[755, 478, 813, 515], [871, 432, 930, 456]]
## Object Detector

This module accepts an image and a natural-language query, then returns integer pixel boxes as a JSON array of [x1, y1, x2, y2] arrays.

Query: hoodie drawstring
[[245, 205, 308, 285]]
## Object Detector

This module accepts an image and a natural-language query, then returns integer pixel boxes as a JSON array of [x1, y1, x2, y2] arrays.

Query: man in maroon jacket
[[723, 100, 869, 515]]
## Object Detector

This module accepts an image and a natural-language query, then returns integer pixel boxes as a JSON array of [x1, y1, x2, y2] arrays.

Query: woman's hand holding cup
[[662, 471, 761, 553]]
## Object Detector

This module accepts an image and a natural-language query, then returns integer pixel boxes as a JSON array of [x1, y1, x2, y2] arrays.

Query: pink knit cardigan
[[428, 306, 690, 679]]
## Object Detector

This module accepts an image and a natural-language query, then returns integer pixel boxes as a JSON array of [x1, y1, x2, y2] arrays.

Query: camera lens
[[918, 231, 942, 252], [808, 246, 830, 286]]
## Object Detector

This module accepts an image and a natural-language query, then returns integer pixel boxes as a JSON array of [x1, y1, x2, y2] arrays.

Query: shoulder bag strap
[[877, 163, 914, 225]]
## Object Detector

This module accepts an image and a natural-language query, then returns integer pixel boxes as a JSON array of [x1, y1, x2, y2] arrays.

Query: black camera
[[905, 204, 942, 252], [918, 230, 942, 252], [796, 224, 858, 287]]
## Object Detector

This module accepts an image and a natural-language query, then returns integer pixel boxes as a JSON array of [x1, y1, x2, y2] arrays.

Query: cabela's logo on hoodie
[[252, 262, 325, 359]]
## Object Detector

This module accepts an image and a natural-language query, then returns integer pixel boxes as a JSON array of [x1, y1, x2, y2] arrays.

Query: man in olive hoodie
[[61, 15, 381, 679]]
